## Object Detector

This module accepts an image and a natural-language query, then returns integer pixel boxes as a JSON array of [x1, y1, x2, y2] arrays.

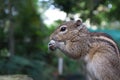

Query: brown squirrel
[[48, 20, 120, 80]]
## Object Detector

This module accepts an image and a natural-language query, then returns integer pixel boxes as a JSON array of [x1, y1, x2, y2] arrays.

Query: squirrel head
[[50, 20, 89, 42]]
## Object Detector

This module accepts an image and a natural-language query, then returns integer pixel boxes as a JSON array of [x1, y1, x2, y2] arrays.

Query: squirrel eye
[[60, 27, 66, 32]]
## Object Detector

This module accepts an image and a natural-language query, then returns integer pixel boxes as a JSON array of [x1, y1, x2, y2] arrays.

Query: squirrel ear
[[75, 19, 82, 26]]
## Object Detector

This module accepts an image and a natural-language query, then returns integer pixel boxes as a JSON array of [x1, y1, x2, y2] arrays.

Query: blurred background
[[0, 0, 120, 80]]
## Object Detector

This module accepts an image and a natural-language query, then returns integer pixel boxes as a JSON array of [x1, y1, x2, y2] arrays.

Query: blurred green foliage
[[53, 0, 120, 25], [0, 0, 57, 80]]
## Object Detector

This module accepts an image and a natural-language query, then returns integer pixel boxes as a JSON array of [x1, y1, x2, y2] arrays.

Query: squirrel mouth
[[49, 45, 56, 51], [48, 40, 65, 51], [48, 40, 57, 51]]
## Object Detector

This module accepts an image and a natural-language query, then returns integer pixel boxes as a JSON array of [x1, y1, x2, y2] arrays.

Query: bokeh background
[[0, 0, 120, 80]]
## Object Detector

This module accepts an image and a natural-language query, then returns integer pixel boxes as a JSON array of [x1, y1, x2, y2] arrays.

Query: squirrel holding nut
[[48, 19, 120, 80]]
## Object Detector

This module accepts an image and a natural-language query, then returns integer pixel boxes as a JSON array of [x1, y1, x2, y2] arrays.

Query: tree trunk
[[8, 0, 14, 57]]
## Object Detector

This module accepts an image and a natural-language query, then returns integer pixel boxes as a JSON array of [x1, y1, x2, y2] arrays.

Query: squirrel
[[48, 19, 120, 80]]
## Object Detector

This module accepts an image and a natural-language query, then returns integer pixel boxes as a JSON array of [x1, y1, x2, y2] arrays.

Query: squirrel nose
[[48, 42, 53, 46], [48, 40, 56, 51], [48, 40, 55, 46], [48, 43, 51, 46]]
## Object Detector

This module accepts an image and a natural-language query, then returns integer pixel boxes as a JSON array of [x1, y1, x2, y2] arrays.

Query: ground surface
[[0, 75, 33, 80]]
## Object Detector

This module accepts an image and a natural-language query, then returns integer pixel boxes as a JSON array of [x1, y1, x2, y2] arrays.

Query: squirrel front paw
[[48, 40, 57, 51]]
